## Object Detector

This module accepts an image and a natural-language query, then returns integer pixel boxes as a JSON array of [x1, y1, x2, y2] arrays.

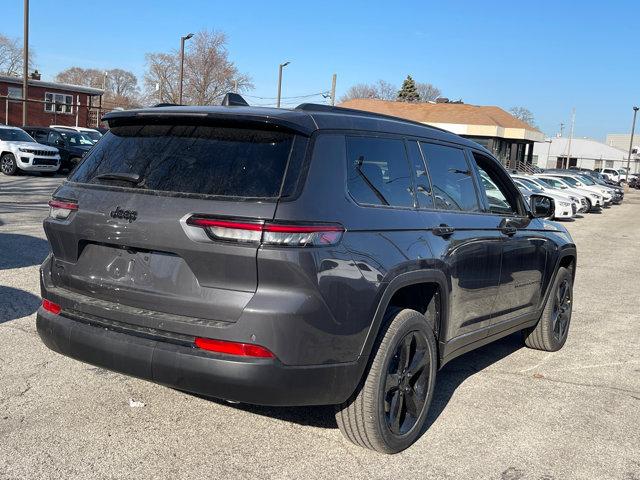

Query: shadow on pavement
[[0, 285, 41, 323], [194, 332, 523, 431], [0, 233, 50, 270]]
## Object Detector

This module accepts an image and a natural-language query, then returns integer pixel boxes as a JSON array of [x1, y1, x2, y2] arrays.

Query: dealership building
[[339, 99, 544, 170]]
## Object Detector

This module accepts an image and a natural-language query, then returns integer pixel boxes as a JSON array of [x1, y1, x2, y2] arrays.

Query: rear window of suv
[[69, 124, 295, 198]]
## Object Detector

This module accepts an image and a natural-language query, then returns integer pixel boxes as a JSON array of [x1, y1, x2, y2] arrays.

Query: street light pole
[[625, 106, 638, 182], [22, 0, 29, 126], [179, 33, 194, 105], [276, 61, 290, 108]]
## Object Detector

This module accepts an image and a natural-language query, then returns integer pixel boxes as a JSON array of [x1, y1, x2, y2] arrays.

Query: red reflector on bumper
[[42, 299, 61, 314], [194, 337, 274, 358]]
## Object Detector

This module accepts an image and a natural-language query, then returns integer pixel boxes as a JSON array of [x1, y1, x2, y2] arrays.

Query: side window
[[420, 142, 480, 212], [406, 140, 433, 209], [471, 152, 519, 215], [346, 136, 414, 208], [48, 131, 62, 145]]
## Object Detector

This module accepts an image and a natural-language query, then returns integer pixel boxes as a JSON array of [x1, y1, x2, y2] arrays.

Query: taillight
[[42, 299, 61, 314], [48, 199, 78, 220], [186, 216, 344, 247], [194, 337, 275, 358]]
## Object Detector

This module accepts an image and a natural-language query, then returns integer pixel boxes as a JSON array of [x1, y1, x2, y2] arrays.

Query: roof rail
[[153, 103, 182, 107], [295, 103, 449, 132]]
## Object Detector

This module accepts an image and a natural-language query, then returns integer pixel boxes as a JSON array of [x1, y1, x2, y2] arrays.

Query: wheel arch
[[358, 270, 449, 372], [541, 247, 577, 308]]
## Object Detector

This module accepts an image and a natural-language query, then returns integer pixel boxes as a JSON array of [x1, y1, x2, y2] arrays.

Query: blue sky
[[3, 0, 639, 140]]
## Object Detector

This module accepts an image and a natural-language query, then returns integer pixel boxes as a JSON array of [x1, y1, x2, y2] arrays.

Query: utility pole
[[564, 109, 575, 169], [276, 61, 290, 108], [22, 0, 29, 126], [559, 122, 565, 137], [626, 106, 638, 182], [233, 79, 238, 93], [330, 73, 337, 106], [179, 33, 194, 104]]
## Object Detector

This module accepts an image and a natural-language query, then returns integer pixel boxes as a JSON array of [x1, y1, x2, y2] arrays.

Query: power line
[[244, 91, 330, 100]]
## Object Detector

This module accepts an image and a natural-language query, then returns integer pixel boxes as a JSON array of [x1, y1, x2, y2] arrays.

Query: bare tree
[[340, 83, 379, 102], [55, 67, 105, 88], [374, 80, 397, 101], [509, 106, 537, 128], [416, 82, 441, 102], [341, 78, 442, 104], [0, 34, 35, 76], [56, 67, 140, 108], [143, 53, 179, 104], [340, 80, 398, 102], [143, 29, 252, 106]]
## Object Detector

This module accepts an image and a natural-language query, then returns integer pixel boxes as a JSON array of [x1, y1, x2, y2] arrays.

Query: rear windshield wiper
[[95, 172, 143, 185]]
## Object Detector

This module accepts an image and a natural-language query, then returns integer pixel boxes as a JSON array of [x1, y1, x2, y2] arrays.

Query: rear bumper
[[36, 308, 361, 406]]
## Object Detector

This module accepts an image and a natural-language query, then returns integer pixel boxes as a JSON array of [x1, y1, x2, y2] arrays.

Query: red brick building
[[0, 73, 104, 128]]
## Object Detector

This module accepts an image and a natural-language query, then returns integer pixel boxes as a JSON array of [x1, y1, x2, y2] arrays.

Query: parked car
[[512, 175, 585, 214], [535, 174, 603, 211], [544, 172, 613, 206], [512, 180, 573, 219], [23, 126, 94, 172], [50, 125, 103, 144], [594, 168, 638, 185], [37, 100, 577, 454], [0, 125, 60, 176], [571, 173, 623, 204]]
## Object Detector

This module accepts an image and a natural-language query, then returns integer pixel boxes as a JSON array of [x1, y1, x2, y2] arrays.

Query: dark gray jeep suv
[[37, 100, 576, 453]]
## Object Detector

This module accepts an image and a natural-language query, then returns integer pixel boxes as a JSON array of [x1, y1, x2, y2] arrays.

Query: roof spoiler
[[221, 93, 249, 107]]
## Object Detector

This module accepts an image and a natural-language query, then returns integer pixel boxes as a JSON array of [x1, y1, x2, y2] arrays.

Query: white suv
[[0, 125, 61, 176], [595, 168, 638, 184]]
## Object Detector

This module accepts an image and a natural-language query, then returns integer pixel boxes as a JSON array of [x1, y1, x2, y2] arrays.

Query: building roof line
[[0, 75, 104, 95]]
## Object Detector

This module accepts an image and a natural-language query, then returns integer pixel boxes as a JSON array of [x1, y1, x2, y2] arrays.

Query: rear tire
[[335, 308, 437, 454], [522, 266, 573, 351], [1, 153, 18, 176]]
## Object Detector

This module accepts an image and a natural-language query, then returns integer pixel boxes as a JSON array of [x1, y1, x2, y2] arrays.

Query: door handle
[[501, 225, 517, 236], [432, 224, 455, 237]]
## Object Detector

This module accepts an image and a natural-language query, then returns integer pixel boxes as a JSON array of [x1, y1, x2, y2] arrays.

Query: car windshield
[[515, 177, 543, 191], [0, 127, 35, 142], [557, 176, 579, 187], [59, 131, 94, 146], [539, 177, 567, 189], [577, 175, 595, 185], [516, 179, 543, 193], [84, 131, 102, 142]]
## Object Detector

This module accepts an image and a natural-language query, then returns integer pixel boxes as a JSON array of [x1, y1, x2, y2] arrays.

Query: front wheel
[[1, 153, 18, 176], [522, 266, 573, 351], [335, 308, 437, 453]]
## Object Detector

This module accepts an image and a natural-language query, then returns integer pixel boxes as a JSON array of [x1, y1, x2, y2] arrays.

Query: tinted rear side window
[[420, 142, 480, 212], [69, 125, 294, 198], [346, 136, 414, 208]]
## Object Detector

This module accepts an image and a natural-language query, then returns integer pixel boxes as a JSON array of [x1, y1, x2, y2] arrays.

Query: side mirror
[[530, 194, 555, 218]]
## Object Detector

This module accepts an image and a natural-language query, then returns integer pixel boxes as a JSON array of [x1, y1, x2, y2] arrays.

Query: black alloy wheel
[[552, 278, 572, 343], [384, 331, 430, 435]]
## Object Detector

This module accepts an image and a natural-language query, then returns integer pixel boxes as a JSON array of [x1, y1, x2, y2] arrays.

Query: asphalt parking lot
[[1, 174, 639, 480]]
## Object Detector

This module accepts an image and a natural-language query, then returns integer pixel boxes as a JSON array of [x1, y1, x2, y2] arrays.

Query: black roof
[[103, 103, 483, 151]]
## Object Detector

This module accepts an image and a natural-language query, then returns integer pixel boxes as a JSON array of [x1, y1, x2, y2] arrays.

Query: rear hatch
[[44, 115, 309, 325]]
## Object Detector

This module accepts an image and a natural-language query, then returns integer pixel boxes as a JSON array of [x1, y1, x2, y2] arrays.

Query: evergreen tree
[[397, 75, 420, 102]]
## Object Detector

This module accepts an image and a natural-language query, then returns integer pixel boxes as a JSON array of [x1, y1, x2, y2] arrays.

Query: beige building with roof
[[339, 99, 544, 170]]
